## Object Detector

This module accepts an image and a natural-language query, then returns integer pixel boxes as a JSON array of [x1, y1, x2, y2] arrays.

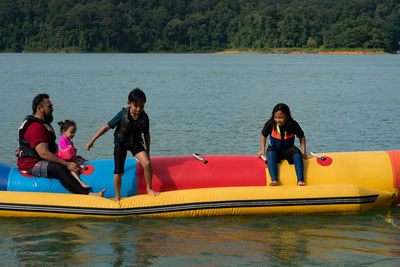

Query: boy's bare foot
[[297, 181, 306, 186], [269, 181, 278, 186], [114, 194, 121, 202], [147, 188, 159, 196], [89, 189, 105, 197]]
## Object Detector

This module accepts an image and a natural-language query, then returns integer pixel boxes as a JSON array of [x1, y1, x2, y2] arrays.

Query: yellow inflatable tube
[[271, 151, 396, 191], [0, 184, 395, 218]]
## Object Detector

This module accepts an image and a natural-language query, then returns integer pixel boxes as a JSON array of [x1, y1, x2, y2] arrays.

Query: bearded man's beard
[[43, 112, 53, 123]]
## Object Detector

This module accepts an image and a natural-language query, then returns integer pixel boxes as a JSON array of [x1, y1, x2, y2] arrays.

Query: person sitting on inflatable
[[57, 120, 90, 188], [16, 93, 104, 197], [257, 103, 311, 186]]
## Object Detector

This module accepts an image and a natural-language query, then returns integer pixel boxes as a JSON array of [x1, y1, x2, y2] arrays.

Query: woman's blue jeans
[[267, 150, 304, 183]]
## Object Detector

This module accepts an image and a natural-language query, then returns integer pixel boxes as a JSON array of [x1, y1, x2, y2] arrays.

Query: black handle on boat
[[80, 165, 88, 170], [310, 151, 326, 161], [192, 153, 208, 164], [260, 155, 267, 164]]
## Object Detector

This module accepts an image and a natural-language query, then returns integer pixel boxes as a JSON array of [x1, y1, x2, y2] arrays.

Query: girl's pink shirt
[[57, 136, 78, 161], [59, 135, 74, 150]]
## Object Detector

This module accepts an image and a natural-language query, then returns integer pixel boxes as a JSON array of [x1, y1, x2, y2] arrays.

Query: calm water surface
[[0, 53, 400, 265]]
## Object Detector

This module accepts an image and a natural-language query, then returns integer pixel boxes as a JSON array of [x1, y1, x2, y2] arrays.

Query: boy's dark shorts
[[267, 146, 301, 164], [114, 142, 145, 174]]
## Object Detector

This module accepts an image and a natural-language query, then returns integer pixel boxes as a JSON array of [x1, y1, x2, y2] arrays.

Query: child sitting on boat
[[57, 120, 90, 188], [257, 103, 311, 186]]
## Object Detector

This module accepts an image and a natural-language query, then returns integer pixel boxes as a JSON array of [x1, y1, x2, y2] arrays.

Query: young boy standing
[[86, 88, 159, 200]]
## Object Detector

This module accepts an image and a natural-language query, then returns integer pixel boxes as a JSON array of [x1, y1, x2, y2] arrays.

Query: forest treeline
[[1, 0, 399, 53]]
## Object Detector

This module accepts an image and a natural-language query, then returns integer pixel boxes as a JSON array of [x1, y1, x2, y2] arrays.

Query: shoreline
[[1, 49, 394, 55], [216, 49, 390, 55]]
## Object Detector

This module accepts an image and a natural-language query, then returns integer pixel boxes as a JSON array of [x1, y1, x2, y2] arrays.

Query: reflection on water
[[0, 208, 399, 265]]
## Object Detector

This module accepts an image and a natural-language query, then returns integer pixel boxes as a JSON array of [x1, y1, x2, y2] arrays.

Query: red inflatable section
[[387, 150, 400, 206], [136, 155, 267, 194], [20, 171, 34, 177], [387, 150, 400, 190]]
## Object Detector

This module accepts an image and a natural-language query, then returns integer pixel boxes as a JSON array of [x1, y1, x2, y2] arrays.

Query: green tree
[[1, 0, 399, 53], [184, 13, 208, 49], [163, 18, 185, 50]]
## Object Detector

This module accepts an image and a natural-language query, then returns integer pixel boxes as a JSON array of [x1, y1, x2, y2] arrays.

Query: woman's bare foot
[[147, 188, 159, 196], [269, 181, 278, 186], [297, 181, 306, 186], [89, 189, 105, 197]]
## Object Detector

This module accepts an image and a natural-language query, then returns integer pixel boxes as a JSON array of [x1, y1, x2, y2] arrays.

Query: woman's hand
[[257, 151, 267, 161]]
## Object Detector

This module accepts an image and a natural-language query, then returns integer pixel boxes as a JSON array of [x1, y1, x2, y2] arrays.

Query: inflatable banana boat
[[0, 150, 399, 218]]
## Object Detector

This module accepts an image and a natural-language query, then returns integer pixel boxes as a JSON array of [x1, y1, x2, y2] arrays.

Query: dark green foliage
[[0, 0, 399, 52]]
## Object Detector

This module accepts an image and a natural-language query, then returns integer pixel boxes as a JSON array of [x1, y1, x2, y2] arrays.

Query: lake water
[[0, 53, 400, 265]]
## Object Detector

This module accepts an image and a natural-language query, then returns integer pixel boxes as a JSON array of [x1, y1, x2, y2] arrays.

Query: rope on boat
[[385, 208, 400, 228]]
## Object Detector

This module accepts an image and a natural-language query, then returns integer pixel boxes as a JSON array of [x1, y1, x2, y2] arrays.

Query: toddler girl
[[57, 120, 90, 188]]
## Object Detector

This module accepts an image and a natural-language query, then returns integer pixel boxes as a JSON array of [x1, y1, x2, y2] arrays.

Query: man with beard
[[17, 93, 105, 197]]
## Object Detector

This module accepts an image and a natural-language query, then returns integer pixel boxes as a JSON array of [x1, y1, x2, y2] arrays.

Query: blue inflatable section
[[3, 158, 138, 198], [0, 162, 12, 191]]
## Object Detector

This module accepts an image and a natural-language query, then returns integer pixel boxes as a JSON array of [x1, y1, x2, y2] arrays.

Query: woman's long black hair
[[265, 103, 296, 134]]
